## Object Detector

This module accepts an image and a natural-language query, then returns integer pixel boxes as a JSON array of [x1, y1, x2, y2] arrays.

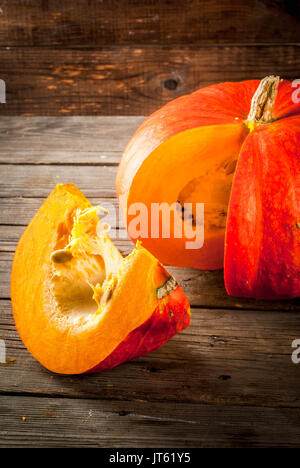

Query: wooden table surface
[[0, 1, 299, 117], [1, 116, 300, 448]]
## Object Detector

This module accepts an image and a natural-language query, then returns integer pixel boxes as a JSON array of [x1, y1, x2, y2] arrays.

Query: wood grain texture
[[1, 299, 300, 409], [0, 116, 144, 159], [2, 396, 300, 448], [0, 0, 299, 47], [2, 395, 300, 448], [0, 45, 299, 115], [0, 164, 118, 197]]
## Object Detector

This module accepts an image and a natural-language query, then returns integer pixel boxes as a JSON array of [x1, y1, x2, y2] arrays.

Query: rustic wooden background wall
[[0, 0, 300, 115]]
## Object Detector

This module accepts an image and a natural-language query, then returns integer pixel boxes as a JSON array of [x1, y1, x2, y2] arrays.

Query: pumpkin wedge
[[11, 184, 190, 374]]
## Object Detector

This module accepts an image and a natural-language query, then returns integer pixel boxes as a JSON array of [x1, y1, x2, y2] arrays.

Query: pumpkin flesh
[[11, 184, 190, 374], [125, 123, 248, 269]]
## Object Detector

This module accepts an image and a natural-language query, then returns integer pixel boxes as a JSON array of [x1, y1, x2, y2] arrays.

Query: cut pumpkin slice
[[11, 184, 190, 374], [123, 123, 248, 269]]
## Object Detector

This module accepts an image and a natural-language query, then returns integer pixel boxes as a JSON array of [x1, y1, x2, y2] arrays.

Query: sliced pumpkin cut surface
[[11, 184, 190, 374], [117, 77, 300, 275], [124, 123, 248, 269]]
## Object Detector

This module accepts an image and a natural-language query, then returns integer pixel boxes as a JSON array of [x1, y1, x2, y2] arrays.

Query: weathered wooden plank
[[0, 0, 299, 47], [0, 151, 122, 165], [0, 164, 118, 198], [1, 299, 300, 408], [0, 252, 11, 298], [0, 116, 140, 164], [1, 395, 300, 448], [0, 45, 299, 115], [0, 116, 143, 157]]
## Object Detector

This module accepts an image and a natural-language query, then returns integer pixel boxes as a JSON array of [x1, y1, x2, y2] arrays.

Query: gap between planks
[[0, 388, 298, 411], [1, 297, 300, 409]]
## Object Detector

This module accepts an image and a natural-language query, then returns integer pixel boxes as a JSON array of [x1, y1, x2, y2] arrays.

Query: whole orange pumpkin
[[116, 76, 300, 299]]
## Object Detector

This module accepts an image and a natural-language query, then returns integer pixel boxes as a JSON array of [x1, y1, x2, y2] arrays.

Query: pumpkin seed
[[50, 249, 73, 264]]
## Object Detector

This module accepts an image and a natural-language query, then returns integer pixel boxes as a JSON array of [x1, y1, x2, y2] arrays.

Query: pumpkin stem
[[247, 75, 280, 129]]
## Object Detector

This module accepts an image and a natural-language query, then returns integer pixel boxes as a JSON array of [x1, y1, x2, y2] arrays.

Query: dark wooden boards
[[2, 395, 300, 448], [1, 299, 300, 409], [0, 45, 299, 115], [0, 0, 299, 47], [0, 164, 118, 197], [0, 1, 299, 116], [0, 116, 144, 159]]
